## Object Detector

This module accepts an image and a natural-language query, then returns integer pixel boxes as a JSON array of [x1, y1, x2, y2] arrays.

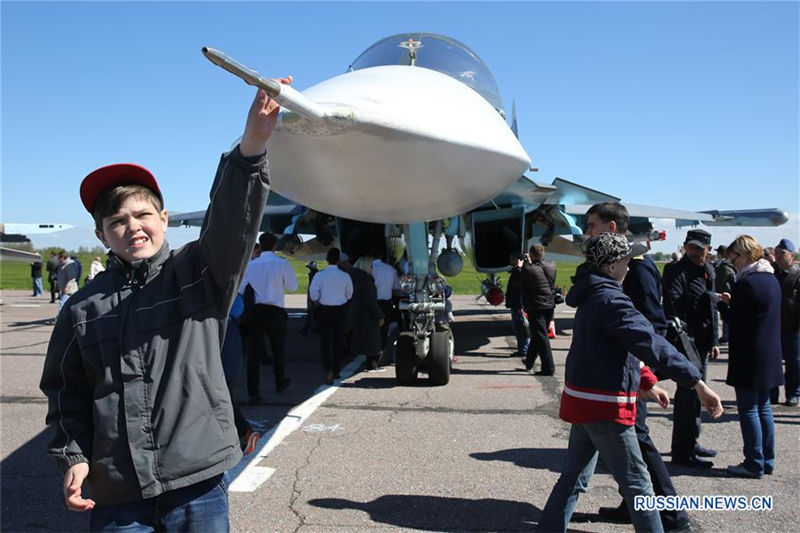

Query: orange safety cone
[[548, 321, 556, 339]]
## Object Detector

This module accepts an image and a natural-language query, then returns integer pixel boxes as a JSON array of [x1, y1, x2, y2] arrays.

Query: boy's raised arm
[[198, 81, 290, 302]]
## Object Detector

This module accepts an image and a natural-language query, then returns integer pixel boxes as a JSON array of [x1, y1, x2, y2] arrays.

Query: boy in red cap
[[39, 79, 290, 530]]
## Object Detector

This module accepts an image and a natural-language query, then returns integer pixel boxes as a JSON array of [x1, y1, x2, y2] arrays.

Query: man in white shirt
[[309, 247, 353, 384], [239, 232, 298, 403], [372, 252, 399, 356]]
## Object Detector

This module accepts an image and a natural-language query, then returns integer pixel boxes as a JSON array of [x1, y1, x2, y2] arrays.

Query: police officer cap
[[684, 229, 711, 248], [776, 238, 796, 254]]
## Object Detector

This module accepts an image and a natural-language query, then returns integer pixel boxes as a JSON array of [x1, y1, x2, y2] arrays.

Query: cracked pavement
[[1, 291, 798, 532]]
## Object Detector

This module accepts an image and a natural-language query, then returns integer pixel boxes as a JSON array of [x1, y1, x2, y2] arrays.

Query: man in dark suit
[[45, 251, 59, 303], [772, 238, 800, 407], [663, 229, 722, 469], [521, 245, 555, 375]]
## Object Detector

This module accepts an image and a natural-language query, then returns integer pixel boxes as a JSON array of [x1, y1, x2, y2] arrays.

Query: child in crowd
[[539, 233, 723, 533]]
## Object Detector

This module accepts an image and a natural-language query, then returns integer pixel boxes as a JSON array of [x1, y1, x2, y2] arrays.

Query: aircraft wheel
[[427, 330, 451, 386], [395, 336, 418, 386]]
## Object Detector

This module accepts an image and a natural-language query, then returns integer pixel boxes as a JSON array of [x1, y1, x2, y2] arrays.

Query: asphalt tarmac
[[1, 290, 797, 532]]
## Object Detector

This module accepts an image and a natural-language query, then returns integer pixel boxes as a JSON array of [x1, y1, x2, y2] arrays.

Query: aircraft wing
[[0, 247, 42, 262], [467, 175, 791, 272], [564, 203, 715, 224], [169, 192, 306, 233], [167, 171, 789, 270], [168, 191, 337, 258], [476, 174, 557, 208]]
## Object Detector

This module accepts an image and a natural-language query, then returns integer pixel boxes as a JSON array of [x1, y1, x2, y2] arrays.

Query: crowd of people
[[521, 201, 797, 532], [33, 80, 797, 529], [30, 252, 105, 308]]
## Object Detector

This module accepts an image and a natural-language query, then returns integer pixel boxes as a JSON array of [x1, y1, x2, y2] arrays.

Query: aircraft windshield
[[349, 33, 504, 115]]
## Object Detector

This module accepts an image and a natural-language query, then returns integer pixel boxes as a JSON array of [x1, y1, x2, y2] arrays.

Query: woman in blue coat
[[723, 235, 784, 478]]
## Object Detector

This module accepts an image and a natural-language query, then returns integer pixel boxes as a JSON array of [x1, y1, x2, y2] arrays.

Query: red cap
[[80, 163, 162, 214]]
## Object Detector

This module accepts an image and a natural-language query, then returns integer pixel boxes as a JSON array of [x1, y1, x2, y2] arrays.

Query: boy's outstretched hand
[[693, 380, 724, 419], [63, 462, 96, 512], [640, 385, 670, 409], [240, 77, 293, 157]]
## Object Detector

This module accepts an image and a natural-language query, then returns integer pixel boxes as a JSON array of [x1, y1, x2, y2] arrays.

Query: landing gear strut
[[393, 221, 454, 386]]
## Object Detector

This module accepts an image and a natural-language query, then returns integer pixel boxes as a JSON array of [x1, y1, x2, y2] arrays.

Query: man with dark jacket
[[538, 232, 722, 533], [534, 244, 558, 336], [521, 245, 555, 375], [506, 253, 530, 357], [714, 245, 737, 343], [662, 229, 722, 469], [46, 251, 59, 303], [772, 238, 800, 407], [584, 202, 690, 531], [30, 259, 43, 296], [39, 84, 284, 527]]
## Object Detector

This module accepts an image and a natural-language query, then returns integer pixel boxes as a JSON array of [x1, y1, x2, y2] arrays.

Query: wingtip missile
[[202, 46, 325, 121]]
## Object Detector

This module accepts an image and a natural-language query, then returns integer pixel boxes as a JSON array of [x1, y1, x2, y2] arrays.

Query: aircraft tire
[[427, 330, 451, 386], [395, 336, 418, 386]]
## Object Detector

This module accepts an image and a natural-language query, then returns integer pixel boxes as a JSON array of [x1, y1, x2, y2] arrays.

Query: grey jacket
[[39, 148, 270, 505], [57, 258, 80, 294]]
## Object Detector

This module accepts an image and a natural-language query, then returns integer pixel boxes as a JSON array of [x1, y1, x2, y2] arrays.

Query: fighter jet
[[172, 33, 789, 387], [0, 222, 74, 243], [0, 222, 74, 262]]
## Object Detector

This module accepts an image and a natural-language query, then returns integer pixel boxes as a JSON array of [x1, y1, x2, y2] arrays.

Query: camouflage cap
[[585, 232, 648, 270]]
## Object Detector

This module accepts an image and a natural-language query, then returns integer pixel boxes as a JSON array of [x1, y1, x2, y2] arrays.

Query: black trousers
[[524, 308, 555, 374], [246, 304, 287, 397], [48, 276, 57, 302], [377, 299, 393, 348], [671, 352, 708, 458], [318, 304, 348, 374], [635, 399, 690, 530]]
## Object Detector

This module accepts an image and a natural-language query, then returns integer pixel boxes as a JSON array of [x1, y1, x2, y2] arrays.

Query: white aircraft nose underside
[[264, 65, 530, 224]]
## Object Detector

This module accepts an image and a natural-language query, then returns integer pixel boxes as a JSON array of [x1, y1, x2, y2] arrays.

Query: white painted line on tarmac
[[8, 304, 43, 308], [228, 466, 276, 492], [228, 355, 366, 492]]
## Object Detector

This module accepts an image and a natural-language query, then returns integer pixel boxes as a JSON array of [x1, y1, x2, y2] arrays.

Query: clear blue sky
[[2, 1, 798, 253]]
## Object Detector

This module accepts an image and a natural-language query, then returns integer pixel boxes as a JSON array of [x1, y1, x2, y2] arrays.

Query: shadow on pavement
[[452, 308, 510, 318], [308, 494, 540, 531], [4, 317, 56, 330], [666, 466, 737, 478], [342, 376, 397, 389], [452, 319, 505, 355], [1, 427, 89, 532], [471, 447, 567, 473]]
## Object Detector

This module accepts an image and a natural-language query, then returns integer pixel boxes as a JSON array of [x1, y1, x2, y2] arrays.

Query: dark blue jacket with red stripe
[[560, 267, 702, 425]]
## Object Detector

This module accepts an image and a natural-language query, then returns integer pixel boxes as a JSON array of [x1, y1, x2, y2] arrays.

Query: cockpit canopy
[[349, 32, 505, 116]]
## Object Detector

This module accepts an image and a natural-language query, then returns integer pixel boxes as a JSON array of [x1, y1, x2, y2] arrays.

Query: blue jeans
[[32, 277, 43, 296], [90, 473, 230, 532], [734, 388, 775, 475], [539, 421, 662, 533], [58, 293, 71, 311], [510, 308, 530, 354]]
